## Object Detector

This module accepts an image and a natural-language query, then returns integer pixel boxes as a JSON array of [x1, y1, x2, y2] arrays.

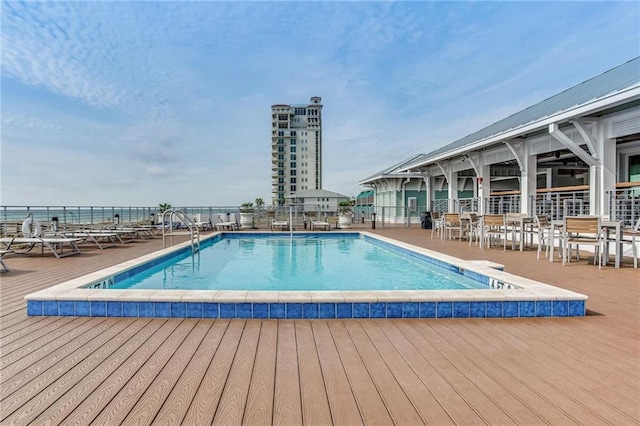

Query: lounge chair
[[311, 220, 331, 231], [271, 219, 289, 231], [0, 218, 83, 258], [61, 230, 121, 249], [215, 220, 238, 231], [0, 236, 82, 258], [0, 249, 13, 272]]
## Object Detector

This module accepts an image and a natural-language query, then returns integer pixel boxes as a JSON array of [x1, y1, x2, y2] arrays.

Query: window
[[291, 147, 297, 153], [291, 170, 297, 176], [290, 154, 296, 160], [630, 154, 640, 196], [408, 197, 417, 212], [290, 178, 297, 184], [630, 155, 640, 182], [290, 185, 297, 192], [290, 162, 296, 168], [291, 139, 296, 145]]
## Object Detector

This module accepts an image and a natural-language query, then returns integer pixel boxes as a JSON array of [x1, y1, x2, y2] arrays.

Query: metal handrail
[[161, 209, 200, 254]]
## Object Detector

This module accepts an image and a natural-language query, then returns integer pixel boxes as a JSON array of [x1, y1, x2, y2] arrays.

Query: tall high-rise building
[[271, 96, 323, 205]]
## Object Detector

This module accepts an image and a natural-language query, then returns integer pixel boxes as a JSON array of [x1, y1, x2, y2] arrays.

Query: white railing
[[607, 185, 640, 227]]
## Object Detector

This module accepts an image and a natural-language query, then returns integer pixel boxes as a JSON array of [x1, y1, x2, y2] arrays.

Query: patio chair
[[534, 214, 553, 260], [562, 216, 603, 268], [481, 214, 507, 250], [442, 213, 463, 240], [430, 212, 442, 239], [620, 217, 639, 268], [463, 213, 481, 246]]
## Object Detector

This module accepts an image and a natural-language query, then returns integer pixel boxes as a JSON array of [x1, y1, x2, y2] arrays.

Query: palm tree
[[158, 203, 172, 213], [255, 198, 264, 212]]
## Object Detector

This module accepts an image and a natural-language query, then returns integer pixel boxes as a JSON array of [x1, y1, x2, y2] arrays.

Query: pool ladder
[[160, 209, 200, 254]]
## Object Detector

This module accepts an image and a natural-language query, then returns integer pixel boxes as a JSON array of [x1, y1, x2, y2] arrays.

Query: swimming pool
[[111, 234, 487, 291], [25, 232, 588, 319]]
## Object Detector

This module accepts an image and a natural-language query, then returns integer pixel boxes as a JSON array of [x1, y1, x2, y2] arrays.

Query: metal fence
[[4, 186, 637, 236], [607, 187, 640, 227], [529, 190, 590, 221], [0, 205, 240, 236]]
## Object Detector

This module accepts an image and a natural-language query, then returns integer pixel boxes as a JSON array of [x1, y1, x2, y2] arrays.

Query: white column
[[520, 153, 537, 215], [420, 172, 433, 211], [447, 171, 458, 212], [479, 163, 491, 215], [592, 126, 617, 216]]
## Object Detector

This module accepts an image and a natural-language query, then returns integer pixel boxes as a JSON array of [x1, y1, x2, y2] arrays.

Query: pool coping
[[24, 231, 588, 318]]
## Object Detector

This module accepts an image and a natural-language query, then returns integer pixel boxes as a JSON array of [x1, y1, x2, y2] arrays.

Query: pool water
[[111, 234, 486, 291]]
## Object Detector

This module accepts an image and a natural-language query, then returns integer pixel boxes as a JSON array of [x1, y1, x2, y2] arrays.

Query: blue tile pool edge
[[27, 299, 586, 318], [24, 231, 588, 319]]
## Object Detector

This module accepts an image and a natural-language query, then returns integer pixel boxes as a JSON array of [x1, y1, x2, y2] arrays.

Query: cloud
[[2, 1, 638, 206]]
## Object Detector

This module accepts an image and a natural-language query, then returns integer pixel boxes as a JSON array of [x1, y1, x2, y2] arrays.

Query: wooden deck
[[1, 228, 638, 425]]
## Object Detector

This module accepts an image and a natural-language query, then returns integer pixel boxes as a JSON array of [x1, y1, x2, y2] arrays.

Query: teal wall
[[435, 189, 474, 199]]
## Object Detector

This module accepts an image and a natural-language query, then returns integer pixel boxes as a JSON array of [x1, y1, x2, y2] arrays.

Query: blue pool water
[[110, 234, 486, 291]]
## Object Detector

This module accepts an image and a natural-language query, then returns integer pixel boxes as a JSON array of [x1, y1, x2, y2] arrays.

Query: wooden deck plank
[[182, 319, 246, 425], [2, 319, 150, 425], [393, 320, 516, 424], [29, 319, 162, 426], [0, 316, 72, 352], [1, 318, 130, 420], [1, 318, 110, 398], [406, 319, 610, 425], [374, 319, 491, 426], [327, 320, 395, 425], [0, 317, 97, 375], [359, 320, 457, 425], [212, 320, 262, 425], [295, 320, 333, 424], [417, 319, 579, 425], [272, 320, 303, 424], [458, 320, 640, 423], [413, 319, 573, 425], [243, 320, 277, 425], [343, 320, 425, 424], [479, 319, 640, 395], [152, 320, 230, 425], [122, 320, 213, 425], [310, 321, 364, 426], [0, 228, 638, 425], [59, 319, 179, 425], [88, 319, 197, 425]]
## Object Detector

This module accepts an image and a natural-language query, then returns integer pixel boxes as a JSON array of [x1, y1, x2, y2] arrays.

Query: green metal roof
[[359, 153, 428, 184]]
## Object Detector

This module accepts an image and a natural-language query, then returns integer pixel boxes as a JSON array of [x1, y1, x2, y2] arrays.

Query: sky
[[1, 1, 638, 207]]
